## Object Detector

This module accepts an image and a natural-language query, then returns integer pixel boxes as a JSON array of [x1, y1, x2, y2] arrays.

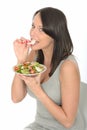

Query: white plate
[[14, 63, 47, 77]]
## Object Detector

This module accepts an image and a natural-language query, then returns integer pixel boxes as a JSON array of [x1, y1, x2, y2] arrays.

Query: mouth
[[30, 39, 36, 45], [30, 39, 39, 46]]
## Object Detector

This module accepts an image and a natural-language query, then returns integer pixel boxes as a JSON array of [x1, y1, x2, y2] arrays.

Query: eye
[[31, 24, 35, 29], [38, 27, 43, 32]]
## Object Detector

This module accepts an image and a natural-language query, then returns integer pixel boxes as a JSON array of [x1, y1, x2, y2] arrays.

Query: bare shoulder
[[59, 59, 80, 85], [60, 59, 79, 74]]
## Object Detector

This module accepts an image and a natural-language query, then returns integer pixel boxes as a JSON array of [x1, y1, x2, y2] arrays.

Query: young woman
[[11, 7, 85, 130]]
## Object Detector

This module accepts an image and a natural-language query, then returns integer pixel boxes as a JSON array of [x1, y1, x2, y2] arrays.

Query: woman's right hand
[[13, 37, 31, 64]]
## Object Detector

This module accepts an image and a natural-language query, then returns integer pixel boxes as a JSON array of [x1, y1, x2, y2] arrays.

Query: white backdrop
[[0, 0, 87, 130]]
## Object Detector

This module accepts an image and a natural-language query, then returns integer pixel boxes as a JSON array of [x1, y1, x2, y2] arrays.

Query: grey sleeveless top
[[25, 55, 85, 130]]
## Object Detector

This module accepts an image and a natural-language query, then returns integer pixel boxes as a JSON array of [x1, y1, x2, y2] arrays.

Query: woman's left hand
[[17, 73, 42, 96]]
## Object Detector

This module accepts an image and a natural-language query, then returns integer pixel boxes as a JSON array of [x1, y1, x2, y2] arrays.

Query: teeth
[[30, 40, 36, 45]]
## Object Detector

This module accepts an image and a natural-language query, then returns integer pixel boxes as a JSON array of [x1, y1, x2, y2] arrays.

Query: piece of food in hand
[[26, 39, 36, 54], [26, 39, 36, 45], [30, 40, 36, 45], [19, 37, 36, 45]]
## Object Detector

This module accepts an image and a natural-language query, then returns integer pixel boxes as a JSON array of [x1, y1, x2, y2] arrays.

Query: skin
[[11, 13, 80, 128]]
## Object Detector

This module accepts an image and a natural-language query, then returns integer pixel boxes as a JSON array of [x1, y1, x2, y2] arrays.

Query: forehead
[[33, 13, 42, 26]]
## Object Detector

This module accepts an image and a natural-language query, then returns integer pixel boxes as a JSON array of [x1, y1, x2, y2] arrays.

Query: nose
[[30, 28, 38, 38]]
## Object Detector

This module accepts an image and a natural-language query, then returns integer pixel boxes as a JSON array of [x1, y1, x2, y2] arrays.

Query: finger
[[20, 37, 30, 44], [14, 39, 24, 44], [17, 74, 27, 81], [37, 73, 41, 78], [20, 36, 26, 40], [13, 39, 19, 44]]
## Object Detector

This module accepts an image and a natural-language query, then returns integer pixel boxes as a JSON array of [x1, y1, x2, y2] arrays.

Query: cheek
[[41, 41, 51, 48]]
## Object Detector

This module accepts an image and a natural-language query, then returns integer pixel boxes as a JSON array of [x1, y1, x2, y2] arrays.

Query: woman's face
[[30, 13, 54, 51]]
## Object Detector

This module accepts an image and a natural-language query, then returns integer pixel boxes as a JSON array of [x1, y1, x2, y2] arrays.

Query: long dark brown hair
[[33, 7, 73, 76]]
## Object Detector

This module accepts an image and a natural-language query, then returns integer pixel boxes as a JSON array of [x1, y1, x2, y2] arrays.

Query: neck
[[42, 40, 54, 67], [43, 49, 53, 67]]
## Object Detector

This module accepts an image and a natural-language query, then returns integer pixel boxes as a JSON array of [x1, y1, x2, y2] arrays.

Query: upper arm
[[59, 60, 80, 120]]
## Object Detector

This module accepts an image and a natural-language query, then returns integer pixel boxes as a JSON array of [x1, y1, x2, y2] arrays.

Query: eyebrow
[[32, 23, 43, 28]]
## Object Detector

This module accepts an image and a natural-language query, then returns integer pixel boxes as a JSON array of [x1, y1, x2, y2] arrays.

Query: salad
[[13, 61, 46, 76]]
